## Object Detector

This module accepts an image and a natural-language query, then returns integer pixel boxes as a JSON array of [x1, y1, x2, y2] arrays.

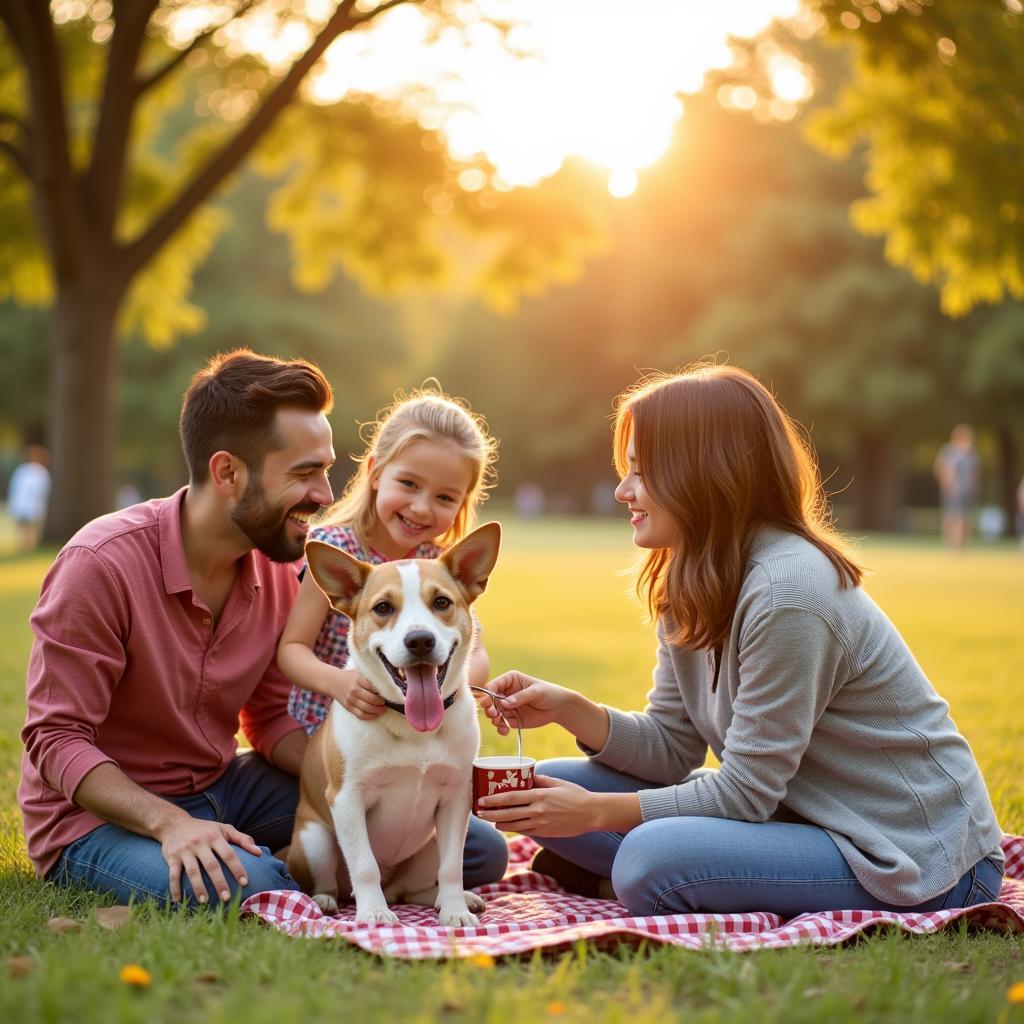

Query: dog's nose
[[404, 630, 436, 657]]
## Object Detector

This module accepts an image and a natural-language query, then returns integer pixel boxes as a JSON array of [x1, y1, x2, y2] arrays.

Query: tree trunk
[[995, 422, 1020, 539], [44, 279, 124, 542], [851, 429, 902, 532]]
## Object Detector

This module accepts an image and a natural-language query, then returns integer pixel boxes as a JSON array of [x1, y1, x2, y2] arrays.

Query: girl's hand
[[475, 775, 596, 837], [331, 668, 386, 720], [476, 671, 575, 734]]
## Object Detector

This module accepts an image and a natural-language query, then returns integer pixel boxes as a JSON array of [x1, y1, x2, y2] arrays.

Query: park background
[[1, 1, 1023, 541], [2, 3, 1024, 1023]]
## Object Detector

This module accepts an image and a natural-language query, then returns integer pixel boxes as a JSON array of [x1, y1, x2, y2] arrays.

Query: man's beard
[[232, 477, 315, 563]]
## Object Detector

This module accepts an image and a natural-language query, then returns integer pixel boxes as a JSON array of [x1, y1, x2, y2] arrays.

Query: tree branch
[[84, 0, 159, 240], [353, 0, 417, 24], [0, 2, 88, 281], [136, 0, 260, 98], [0, 137, 28, 176], [120, 0, 379, 278], [0, 110, 29, 133]]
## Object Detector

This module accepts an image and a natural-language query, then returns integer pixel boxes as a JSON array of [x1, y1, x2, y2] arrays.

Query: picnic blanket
[[241, 833, 1024, 958]]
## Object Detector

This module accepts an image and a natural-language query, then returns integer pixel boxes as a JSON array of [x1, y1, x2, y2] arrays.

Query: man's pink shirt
[[19, 489, 304, 877]]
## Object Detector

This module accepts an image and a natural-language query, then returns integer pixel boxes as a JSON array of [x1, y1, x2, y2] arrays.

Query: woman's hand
[[474, 775, 597, 836], [475, 670, 576, 735]]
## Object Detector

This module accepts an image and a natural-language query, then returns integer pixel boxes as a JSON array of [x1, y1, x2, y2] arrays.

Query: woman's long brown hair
[[613, 364, 862, 650]]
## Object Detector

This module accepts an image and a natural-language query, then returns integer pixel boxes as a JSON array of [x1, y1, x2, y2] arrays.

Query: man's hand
[[155, 812, 262, 904]]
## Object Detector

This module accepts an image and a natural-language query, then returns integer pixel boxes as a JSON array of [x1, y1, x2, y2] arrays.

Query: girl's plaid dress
[[287, 522, 441, 734]]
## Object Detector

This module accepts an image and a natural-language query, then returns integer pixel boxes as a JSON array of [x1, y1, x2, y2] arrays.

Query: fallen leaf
[[94, 906, 131, 930], [46, 916, 81, 935], [942, 961, 973, 974], [7, 956, 34, 979], [193, 971, 221, 985]]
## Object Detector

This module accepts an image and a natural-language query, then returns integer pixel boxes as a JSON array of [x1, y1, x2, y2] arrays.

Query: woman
[[476, 365, 1004, 917]]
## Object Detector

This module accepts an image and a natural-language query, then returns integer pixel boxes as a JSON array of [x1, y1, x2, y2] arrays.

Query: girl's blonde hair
[[323, 383, 498, 549], [613, 363, 862, 650]]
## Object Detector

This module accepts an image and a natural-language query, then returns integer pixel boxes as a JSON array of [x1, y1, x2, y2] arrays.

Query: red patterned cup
[[472, 756, 536, 815]]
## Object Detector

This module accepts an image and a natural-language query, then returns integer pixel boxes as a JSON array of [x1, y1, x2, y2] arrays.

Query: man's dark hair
[[180, 350, 334, 483]]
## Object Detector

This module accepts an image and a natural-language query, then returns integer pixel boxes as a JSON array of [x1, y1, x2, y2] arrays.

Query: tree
[[804, 0, 1024, 317], [0, 1, 606, 539]]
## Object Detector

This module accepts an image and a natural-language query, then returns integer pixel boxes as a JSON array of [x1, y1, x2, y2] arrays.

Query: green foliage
[[0, 36, 48, 306], [805, 0, 1024, 315], [257, 102, 452, 295], [255, 101, 609, 314], [119, 205, 231, 346]]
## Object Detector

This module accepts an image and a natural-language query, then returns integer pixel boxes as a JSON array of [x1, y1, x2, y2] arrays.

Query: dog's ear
[[442, 522, 501, 603], [304, 540, 371, 616]]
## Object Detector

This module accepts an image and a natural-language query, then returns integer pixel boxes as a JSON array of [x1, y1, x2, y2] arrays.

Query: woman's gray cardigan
[[590, 527, 1003, 905]]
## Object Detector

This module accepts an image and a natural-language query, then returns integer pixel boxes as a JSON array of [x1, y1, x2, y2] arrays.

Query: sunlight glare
[[607, 169, 638, 200], [232, 0, 806, 196]]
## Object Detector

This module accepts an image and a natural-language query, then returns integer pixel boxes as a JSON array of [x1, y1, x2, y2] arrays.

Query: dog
[[286, 522, 501, 926]]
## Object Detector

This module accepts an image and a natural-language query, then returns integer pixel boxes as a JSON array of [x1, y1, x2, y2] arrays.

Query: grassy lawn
[[1, 520, 1023, 1023]]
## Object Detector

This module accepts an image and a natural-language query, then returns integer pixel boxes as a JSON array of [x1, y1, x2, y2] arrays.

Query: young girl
[[278, 385, 508, 888], [280, 385, 498, 734], [476, 364, 1004, 918]]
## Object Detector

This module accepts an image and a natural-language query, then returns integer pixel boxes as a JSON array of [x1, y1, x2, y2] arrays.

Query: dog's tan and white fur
[[287, 523, 500, 926]]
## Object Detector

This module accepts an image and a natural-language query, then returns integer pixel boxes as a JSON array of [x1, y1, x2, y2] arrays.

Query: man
[[20, 350, 336, 907]]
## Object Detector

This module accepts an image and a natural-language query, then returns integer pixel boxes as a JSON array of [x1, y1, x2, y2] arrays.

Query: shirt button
[[202, 617, 211, 626]]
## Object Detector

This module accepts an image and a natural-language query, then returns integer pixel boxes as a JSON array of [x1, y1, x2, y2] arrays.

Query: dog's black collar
[[383, 690, 458, 717]]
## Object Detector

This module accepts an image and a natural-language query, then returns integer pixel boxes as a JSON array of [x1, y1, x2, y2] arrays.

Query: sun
[[238, 0, 806, 198]]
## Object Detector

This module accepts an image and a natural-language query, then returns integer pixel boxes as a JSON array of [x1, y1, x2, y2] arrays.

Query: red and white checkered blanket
[[241, 834, 1024, 958]]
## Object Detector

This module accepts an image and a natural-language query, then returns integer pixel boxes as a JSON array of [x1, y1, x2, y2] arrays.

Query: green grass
[[2, 521, 1024, 1023]]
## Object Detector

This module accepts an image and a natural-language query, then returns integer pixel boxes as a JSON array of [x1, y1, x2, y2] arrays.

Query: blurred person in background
[[7, 444, 52, 553], [116, 480, 142, 510], [933, 424, 981, 550], [1017, 474, 1024, 553]]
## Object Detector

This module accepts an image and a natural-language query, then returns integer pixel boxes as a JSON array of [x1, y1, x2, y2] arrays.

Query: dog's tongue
[[404, 663, 444, 732]]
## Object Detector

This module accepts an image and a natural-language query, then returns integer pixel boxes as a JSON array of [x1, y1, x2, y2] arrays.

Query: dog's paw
[[312, 893, 338, 915], [438, 904, 480, 928], [355, 905, 400, 926], [464, 891, 486, 914]]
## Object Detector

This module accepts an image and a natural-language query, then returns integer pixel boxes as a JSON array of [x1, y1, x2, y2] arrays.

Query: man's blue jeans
[[533, 758, 1004, 918], [48, 750, 509, 909]]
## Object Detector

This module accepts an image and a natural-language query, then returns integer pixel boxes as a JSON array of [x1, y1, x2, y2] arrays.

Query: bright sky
[[175, 0, 812, 198]]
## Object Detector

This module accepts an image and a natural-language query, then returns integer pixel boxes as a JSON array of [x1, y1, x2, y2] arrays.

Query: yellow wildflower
[[119, 964, 152, 987], [1008, 981, 1024, 1004], [469, 952, 495, 969], [547, 1001, 567, 1015]]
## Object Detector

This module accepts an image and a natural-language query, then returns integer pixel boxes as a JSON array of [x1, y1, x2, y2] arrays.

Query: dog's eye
[[433, 595, 453, 611], [373, 601, 394, 617]]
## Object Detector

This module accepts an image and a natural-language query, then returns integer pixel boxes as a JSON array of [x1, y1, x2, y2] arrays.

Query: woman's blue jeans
[[48, 750, 508, 909], [533, 758, 1003, 918]]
